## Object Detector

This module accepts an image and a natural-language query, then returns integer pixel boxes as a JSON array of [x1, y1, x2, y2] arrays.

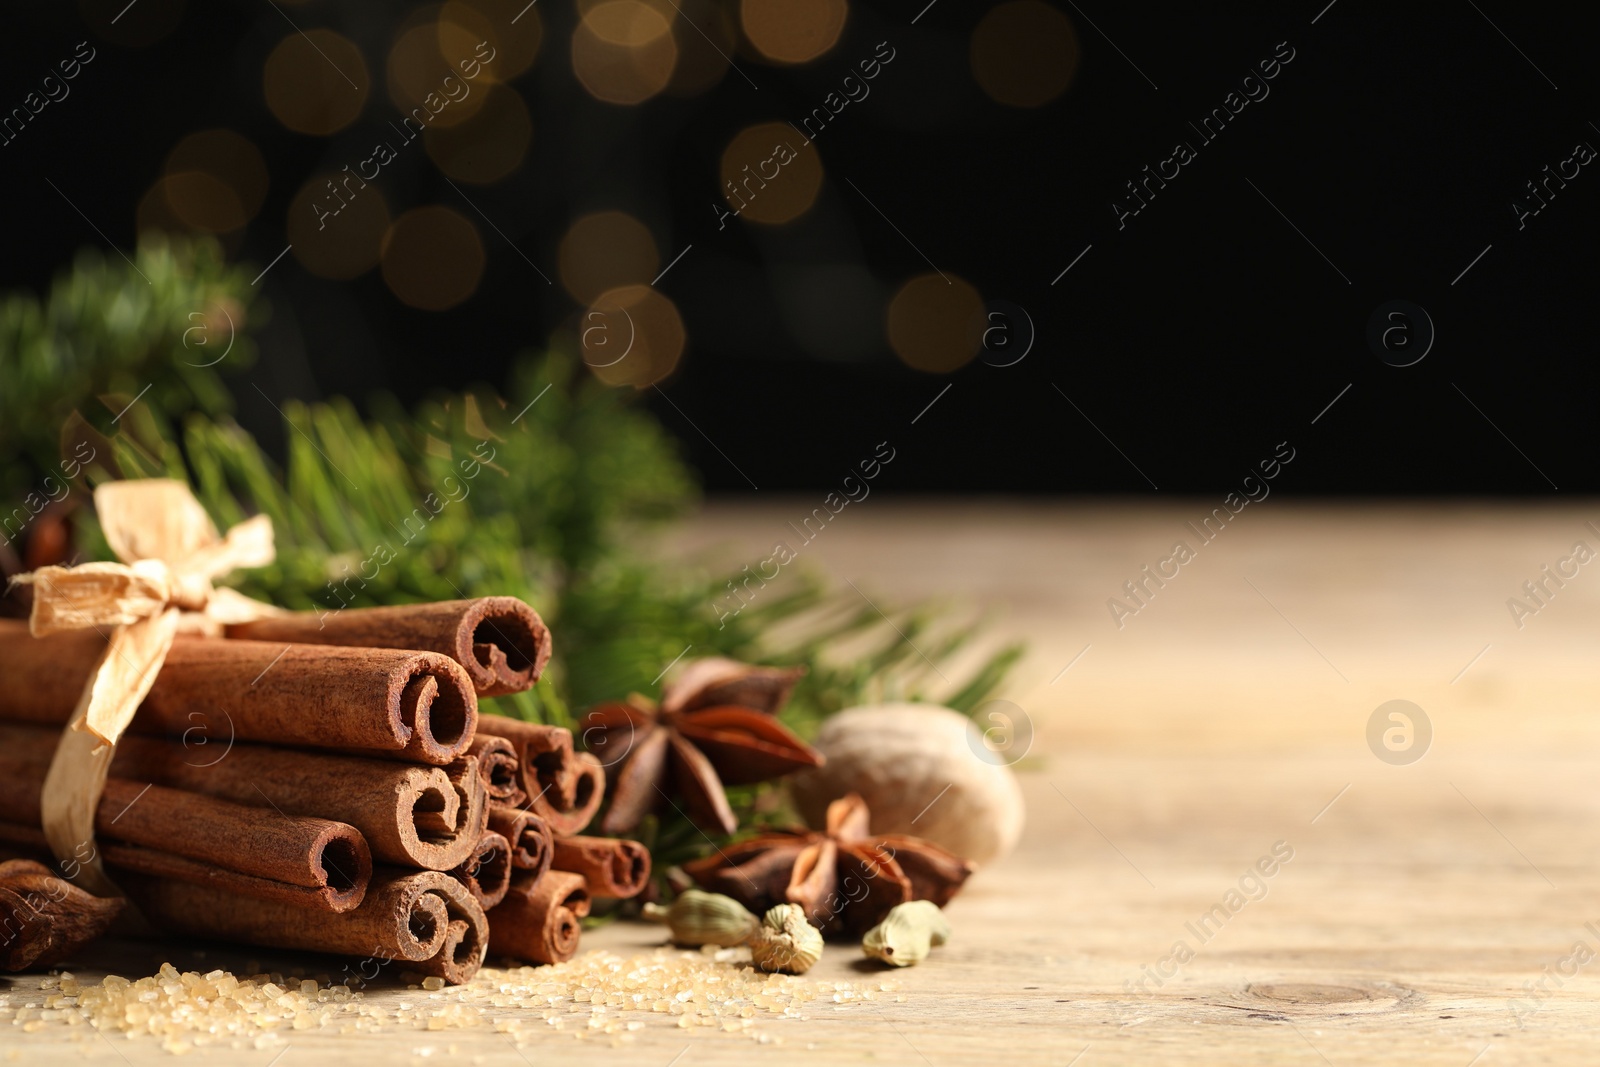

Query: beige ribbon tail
[[40, 607, 181, 896]]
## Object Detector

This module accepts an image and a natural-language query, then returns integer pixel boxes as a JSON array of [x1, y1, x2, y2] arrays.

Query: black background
[[2, 1, 1594, 495]]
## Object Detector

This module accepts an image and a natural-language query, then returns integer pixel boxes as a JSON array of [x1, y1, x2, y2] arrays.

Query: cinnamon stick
[[126, 867, 490, 984], [0, 622, 478, 764], [551, 836, 651, 899], [488, 870, 590, 965], [474, 714, 577, 809], [487, 807, 554, 881], [226, 598, 552, 697], [467, 735, 526, 808], [0, 725, 487, 872], [0, 859, 123, 971], [541, 752, 605, 837], [450, 830, 512, 910], [0, 760, 371, 912]]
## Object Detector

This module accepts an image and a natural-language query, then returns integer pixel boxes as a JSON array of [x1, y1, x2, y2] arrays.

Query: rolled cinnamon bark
[[539, 752, 605, 837], [487, 807, 553, 881], [474, 714, 577, 809], [0, 725, 487, 873], [0, 760, 371, 912], [467, 735, 526, 808], [488, 870, 590, 965], [226, 598, 552, 697], [551, 836, 651, 899], [0, 623, 477, 765], [125, 867, 490, 984], [450, 830, 511, 910]]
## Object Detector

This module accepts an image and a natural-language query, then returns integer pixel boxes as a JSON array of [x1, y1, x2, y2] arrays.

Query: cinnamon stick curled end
[[467, 735, 526, 808], [536, 753, 605, 838], [488, 870, 590, 965], [487, 807, 554, 882], [551, 836, 651, 899], [450, 831, 512, 911]]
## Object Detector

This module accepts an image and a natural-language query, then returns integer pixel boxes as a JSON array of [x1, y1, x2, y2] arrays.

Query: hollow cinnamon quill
[[551, 836, 651, 899], [226, 597, 552, 697], [450, 830, 512, 910], [488, 870, 590, 965], [125, 867, 489, 985], [0, 759, 371, 912], [0, 622, 477, 764], [542, 753, 605, 837], [474, 714, 577, 808], [0, 725, 486, 872], [467, 735, 526, 808], [487, 807, 554, 881]]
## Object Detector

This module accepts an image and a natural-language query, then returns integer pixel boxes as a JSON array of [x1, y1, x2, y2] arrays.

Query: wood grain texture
[[4, 502, 1599, 1064]]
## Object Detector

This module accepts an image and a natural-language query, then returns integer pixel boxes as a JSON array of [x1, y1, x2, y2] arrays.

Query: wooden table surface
[[8, 500, 1600, 1065]]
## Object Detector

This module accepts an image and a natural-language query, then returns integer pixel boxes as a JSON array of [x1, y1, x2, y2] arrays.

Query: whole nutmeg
[[789, 703, 1025, 866], [747, 904, 824, 974]]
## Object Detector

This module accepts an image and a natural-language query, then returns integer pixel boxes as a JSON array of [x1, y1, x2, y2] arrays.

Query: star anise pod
[[682, 793, 973, 936], [582, 657, 821, 836]]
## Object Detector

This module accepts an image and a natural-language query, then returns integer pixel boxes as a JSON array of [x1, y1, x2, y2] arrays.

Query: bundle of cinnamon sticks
[[0, 597, 650, 984]]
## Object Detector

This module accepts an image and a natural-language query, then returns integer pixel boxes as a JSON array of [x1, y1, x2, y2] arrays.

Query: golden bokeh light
[[887, 273, 984, 373], [287, 176, 392, 280], [571, 1, 679, 105], [440, 0, 541, 82], [136, 178, 190, 237], [740, 0, 846, 65], [424, 85, 532, 183], [160, 172, 245, 234], [388, 22, 490, 129], [162, 130, 268, 233], [667, 0, 732, 96], [381, 206, 486, 311], [582, 284, 685, 388], [263, 29, 370, 135], [971, 0, 1079, 108], [558, 211, 660, 305], [718, 122, 823, 226]]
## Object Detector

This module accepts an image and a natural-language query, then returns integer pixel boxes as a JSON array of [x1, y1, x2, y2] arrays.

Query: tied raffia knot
[[8, 479, 285, 895]]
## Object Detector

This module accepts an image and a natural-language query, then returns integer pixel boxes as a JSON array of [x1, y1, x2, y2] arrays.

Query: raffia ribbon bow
[[11, 479, 285, 895]]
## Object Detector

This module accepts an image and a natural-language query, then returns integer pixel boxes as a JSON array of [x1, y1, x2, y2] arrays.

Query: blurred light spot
[[381, 206, 485, 310], [388, 22, 489, 129], [740, 0, 846, 64], [440, 0, 541, 81], [78, 0, 185, 48], [572, 1, 679, 105], [161, 173, 245, 234], [971, 0, 1079, 108], [136, 178, 190, 237], [424, 85, 532, 183], [287, 176, 391, 280], [559, 211, 660, 305], [666, 0, 732, 96], [719, 122, 823, 226], [264, 29, 370, 135], [162, 130, 268, 232], [583, 284, 684, 387], [887, 273, 984, 373]]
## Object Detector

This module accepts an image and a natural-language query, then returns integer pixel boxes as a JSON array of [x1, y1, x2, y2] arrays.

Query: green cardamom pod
[[861, 901, 952, 967], [644, 890, 760, 947], [747, 903, 824, 974]]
